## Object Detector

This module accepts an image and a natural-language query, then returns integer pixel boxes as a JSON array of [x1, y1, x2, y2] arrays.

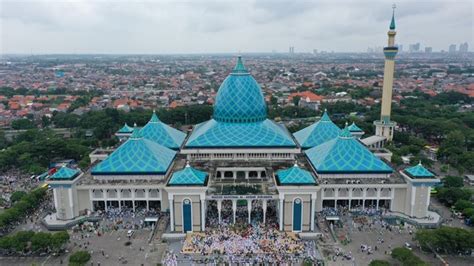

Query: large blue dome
[[213, 57, 267, 123]]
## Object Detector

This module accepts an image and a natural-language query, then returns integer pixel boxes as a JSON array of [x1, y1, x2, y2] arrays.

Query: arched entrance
[[182, 199, 192, 232], [293, 198, 302, 232]]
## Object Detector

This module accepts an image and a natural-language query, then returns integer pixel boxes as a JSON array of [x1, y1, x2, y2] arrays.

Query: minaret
[[374, 5, 398, 142]]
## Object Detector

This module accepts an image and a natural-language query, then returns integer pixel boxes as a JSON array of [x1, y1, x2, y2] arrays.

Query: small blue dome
[[213, 57, 267, 123]]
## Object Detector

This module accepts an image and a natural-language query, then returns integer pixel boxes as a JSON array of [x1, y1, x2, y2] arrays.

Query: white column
[[279, 198, 284, 231], [145, 190, 149, 211], [257, 171, 261, 179], [362, 188, 367, 209], [118, 200, 122, 211], [233, 171, 237, 179], [89, 189, 94, 211], [247, 200, 252, 224], [390, 188, 395, 211], [311, 197, 316, 231], [53, 189, 59, 211], [232, 200, 237, 224], [169, 198, 174, 231], [376, 189, 380, 210], [410, 186, 416, 217], [217, 200, 222, 223], [262, 200, 267, 224], [200, 199, 206, 231], [245, 171, 249, 179], [132, 189, 136, 212]]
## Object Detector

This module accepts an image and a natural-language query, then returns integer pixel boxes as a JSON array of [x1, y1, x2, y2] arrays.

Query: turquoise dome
[[213, 57, 267, 123]]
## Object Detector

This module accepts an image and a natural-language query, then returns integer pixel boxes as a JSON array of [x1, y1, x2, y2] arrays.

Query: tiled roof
[[405, 163, 435, 178], [92, 128, 176, 175], [348, 122, 363, 132], [185, 119, 296, 148], [213, 56, 267, 123], [276, 165, 316, 185], [294, 110, 341, 149], [117, 123, 134, 133], [168, 164, 208, 186], [140, 111, 186, 150], [305, 127, 393, 173], [50, 166, 80, 180]]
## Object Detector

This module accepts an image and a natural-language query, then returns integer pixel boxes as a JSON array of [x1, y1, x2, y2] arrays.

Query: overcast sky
[[0, 0, 472, 54]]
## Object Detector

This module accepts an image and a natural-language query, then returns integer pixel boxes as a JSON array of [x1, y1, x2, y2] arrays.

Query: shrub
[[69, 250, 91, 266]]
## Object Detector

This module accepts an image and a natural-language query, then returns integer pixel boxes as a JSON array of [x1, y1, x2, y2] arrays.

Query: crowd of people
[[98, 207, 160, 232], [178, 222, 313, 264]]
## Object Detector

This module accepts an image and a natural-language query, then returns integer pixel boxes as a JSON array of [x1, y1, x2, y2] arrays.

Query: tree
[[391, 247, 426, 266], [437, 187, 472, 206], [11, 118, 36, 130], [292, 95, 301, 106], [69, 250, 91, 266], [442, 176, 464, 188], [454, 199, 473, 211], [51, 231, 70, 251], [30, 232, 51, 252], [10, 191, 27, 203], [415, 227, 474, 254], [369, 260, 390, 266]]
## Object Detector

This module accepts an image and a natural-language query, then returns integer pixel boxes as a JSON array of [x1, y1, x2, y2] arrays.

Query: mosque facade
[[48, 13, 440, 233]]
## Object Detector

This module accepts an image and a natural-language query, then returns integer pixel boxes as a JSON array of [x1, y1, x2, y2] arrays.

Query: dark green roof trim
[[390, 10, 396, 30]]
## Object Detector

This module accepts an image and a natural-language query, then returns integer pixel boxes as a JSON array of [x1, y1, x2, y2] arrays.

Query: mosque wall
[[283, 194, 311, 232], [412, 186, 430, 218], [55, 187, 77, 220], [161, 190, 169, 211], [391, 188, 407, 213], [77, 189, 91, 213]]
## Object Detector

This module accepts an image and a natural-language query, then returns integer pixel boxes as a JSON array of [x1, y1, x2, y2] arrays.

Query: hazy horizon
[[1, 0, 473, 54]]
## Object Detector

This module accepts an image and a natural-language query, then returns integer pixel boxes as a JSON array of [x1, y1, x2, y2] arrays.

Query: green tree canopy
[[11, 118, 36, 130], [415, 227, 474, 254], [69, 250, 91, 266], [442, 176, 464, 188]]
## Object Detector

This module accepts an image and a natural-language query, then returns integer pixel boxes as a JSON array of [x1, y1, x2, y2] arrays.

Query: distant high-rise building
[[409, 43, 420, 53], [424, 47, 432, 53], [448, 44, 456, 53], [313, 49, 318, 54], [398, 44, 403, 52], [459, 42, 469, 53], [289, 46, 295, 54]]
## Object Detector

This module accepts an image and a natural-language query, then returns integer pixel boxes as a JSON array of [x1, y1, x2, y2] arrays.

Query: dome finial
[[390, 4, 396, 30], [232, 56, 248, 74], [150, 110, 160, 123], [130, 125, 142, 139]]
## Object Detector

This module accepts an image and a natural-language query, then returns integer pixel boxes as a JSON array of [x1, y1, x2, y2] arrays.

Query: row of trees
[[415, 226, 474, 255], [0, 187, 47, 231], [0, 230, 69, 254]]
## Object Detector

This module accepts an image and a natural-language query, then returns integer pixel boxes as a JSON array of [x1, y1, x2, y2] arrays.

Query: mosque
[[47, 12, 440, 233]]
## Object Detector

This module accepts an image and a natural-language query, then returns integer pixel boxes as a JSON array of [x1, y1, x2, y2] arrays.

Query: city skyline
[[1, 0, 472, 54]]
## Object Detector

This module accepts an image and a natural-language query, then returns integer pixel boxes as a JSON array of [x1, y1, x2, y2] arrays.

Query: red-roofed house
[[288, 91, 324, 110]]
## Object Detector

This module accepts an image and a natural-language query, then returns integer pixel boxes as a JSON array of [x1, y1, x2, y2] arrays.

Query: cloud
[[0, 0, 472, 54]]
